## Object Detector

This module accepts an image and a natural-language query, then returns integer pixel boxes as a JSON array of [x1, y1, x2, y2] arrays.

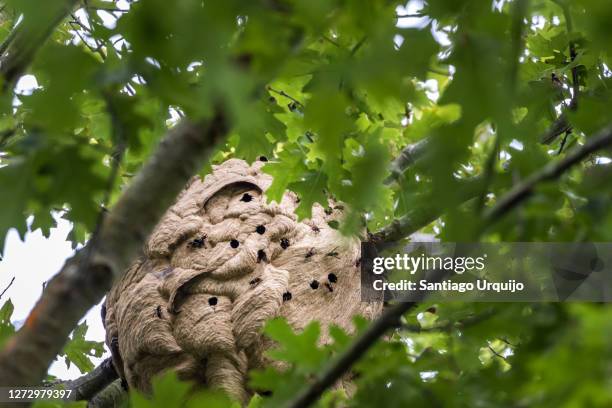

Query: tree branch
[[88, 379, 127, 408], [387, 115, 565, 186], [0, 22, 19, 57], [396, 13, 426, 19], [483, 123, 612, 223], [47, 357, 118, 401], [371, 177, 483, 248], [0, 0, 78, 86], [487, 343, 508, 361], [302, 125, 612, 408], [379, 115, 605, 245], [376, 124, 612, 245], [0, 276, 14, 299], [384, 137, 430, 185], [267, 86, 304, 107], [540, 114, 572, 144], [0, 114, 228, 387], [286, 268, 448, 408]]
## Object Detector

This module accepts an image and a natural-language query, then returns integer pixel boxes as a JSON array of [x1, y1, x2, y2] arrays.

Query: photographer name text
[[373, 279, 525, 293]]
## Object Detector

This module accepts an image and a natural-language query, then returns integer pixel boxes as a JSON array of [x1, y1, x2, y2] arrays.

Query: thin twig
[[77, 94, 128, 282], [380, 117, 612, 244], [487, 344, 508, 361], [540, 114, 572, 144], [322, 35, 341, 48], [86, 7, 130, 14], [0, 277, 15, 299], [498, 337, 516, 347], [69, 12, 136, 96], [379, 116, 604, 244], [70, 13, 107, 60], [103, 96, 128, 203], [69, 21, 106, 59], [557, 130, 570, 155], [350, 35, 367, 56], [396, 13, 426, 19], [484, 124, 612, 224], [267, 86, 304, 107]]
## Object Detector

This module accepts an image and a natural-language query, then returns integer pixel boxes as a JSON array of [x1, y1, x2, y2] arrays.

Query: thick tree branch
[[48, 357, 118, 401], [371, 177, 483, 248], [0, 0, 78, 85], [88, 379, 127, 408], [483, 124, 612, 223], [286, 269, 448, 408], [384, 137, 429, 185], [387, 115, 570, 186], [0, 22, 19, 57], [306, 126, 612, 408], [0, 114, 227, 387], [376, 124, 612, 245]]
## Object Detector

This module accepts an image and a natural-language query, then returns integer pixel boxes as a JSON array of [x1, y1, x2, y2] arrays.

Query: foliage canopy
[[0, 0, 611, 406]]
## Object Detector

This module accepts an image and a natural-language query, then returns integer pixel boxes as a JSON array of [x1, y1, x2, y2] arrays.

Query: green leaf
[[0, 299, 15, 349], [131, 371, 236, 408], [0, 163, 31, 251], [263, 318, 327, 371], [288, 170, 328, 220], [61, 322, 104, 374], [263, 147, 307, 203]]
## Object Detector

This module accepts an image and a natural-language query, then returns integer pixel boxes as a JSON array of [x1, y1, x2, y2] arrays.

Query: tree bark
[[0, 116, 227, 387], [88, 379, 127, 408], [371, 177, 483, 247], [0, 0, 78, 85], [49, 357, 118, 401]]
